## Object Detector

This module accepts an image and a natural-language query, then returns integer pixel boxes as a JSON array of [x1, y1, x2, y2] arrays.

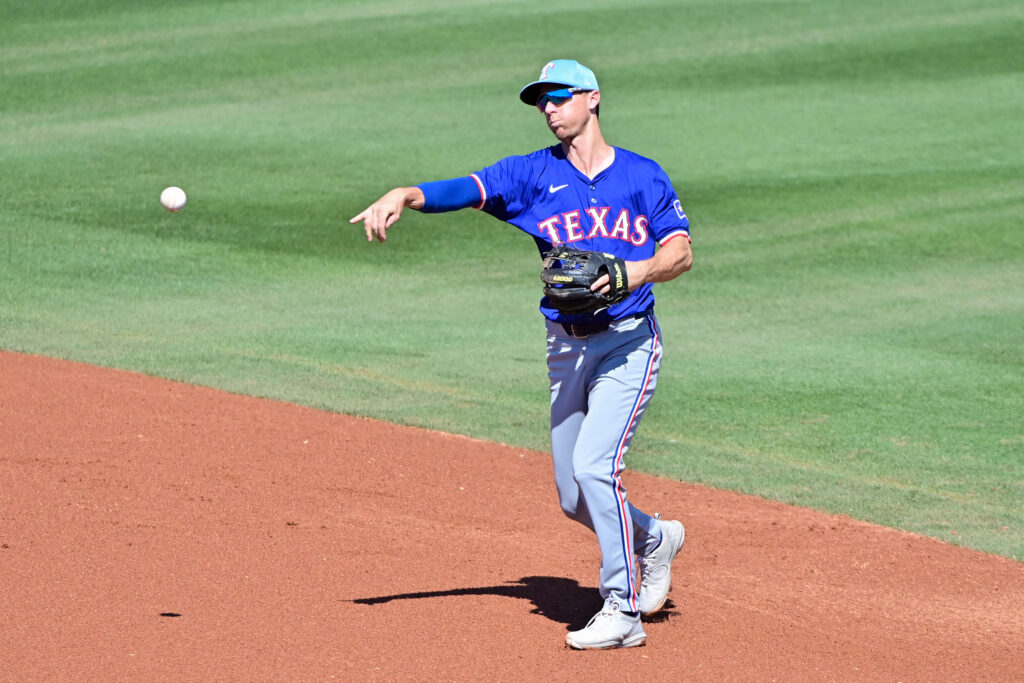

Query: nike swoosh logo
[[549, 184, 569, 193]]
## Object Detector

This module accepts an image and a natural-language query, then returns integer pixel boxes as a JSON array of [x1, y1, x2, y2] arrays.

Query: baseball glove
[[540, 247, 630, 314]]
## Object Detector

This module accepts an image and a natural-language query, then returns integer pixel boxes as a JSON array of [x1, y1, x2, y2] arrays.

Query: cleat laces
[[586, 599, 622, 628]]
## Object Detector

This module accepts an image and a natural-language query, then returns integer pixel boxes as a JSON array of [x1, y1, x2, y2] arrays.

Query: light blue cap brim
[[519, 59, 599, 105]]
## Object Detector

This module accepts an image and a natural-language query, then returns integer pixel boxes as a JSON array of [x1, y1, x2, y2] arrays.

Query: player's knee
[[559, 497, 593, 529], [559, 499, 581, 520], [572, 462, 612, 488], [557, 491, 581, 519], [554, 485, 591, 522]]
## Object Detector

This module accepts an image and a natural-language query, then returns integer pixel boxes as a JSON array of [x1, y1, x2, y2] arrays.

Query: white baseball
[[160, 186, 187, 212]]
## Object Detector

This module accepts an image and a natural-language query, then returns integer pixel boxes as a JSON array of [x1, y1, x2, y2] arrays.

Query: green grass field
[[2, 0, 1021, 558]]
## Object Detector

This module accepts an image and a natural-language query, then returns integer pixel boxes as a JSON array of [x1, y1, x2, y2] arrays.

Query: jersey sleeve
[[471, 154, 533, 222], [647, 165, 690, 244]]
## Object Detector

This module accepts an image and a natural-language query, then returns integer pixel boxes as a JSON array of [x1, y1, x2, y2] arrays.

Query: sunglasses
[[536, 87, 589, 110]]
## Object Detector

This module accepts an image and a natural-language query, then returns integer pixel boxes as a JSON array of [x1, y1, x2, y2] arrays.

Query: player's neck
[[561, 123, 614, 180]]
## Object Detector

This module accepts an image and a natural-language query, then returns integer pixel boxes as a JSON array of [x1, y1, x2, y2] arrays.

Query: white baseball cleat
[[637, 519, 685, 616], [565, 599, 647, 650]]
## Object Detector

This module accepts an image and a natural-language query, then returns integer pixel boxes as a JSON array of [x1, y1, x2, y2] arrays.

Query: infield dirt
[[1, 351, 1021, 681]]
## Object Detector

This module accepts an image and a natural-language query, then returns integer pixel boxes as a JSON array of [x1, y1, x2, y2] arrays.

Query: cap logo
[[539, 61, 555, 81]]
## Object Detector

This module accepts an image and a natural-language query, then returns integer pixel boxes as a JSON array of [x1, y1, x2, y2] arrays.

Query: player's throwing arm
[[349, 187, 425, 243]]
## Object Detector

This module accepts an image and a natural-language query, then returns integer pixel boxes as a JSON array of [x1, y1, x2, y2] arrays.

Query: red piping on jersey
[[469, 174, 486, 210], [660, 230, 690, 246]]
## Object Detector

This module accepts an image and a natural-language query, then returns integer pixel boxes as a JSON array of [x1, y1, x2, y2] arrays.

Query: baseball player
[[350, 59, 692, 650]]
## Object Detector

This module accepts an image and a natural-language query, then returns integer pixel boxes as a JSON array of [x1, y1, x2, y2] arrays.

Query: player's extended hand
[[349, 187, 425, 243]]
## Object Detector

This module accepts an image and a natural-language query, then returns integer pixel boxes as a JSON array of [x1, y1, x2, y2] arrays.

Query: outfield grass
[[1, 0, 1021, 558]]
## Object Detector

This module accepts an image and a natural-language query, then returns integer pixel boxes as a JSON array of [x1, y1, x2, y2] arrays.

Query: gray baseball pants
[[545, 313, 665, 613]]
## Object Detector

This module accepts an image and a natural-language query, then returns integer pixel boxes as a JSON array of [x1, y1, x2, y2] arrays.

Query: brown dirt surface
[[1, 350, 1022, 681]]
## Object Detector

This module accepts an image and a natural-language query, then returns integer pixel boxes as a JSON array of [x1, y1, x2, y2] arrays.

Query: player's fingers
[[353, 196, 402, 243], [373, 206, 391, 242], [591, 274, 610, 292], [348, 208, 377, 242]]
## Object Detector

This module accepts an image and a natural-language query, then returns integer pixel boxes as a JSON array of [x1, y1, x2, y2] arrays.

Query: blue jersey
[[469, 145, 689, 323]]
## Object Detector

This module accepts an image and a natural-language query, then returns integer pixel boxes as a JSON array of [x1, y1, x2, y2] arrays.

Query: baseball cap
[[519, 59, 599, 106]]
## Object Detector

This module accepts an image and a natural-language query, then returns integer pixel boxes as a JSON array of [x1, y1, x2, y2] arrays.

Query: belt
[[560, 311, 650, 339]]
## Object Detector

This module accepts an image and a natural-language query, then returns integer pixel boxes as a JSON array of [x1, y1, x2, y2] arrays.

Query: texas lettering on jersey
[[536, 207, 651, 247]]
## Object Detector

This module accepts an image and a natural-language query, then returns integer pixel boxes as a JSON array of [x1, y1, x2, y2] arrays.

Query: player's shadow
[[351, 576, 677, 629], [352, 576, 595, 629]]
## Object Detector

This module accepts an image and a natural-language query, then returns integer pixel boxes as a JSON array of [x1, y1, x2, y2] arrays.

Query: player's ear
[[588, 90, 601, 117]]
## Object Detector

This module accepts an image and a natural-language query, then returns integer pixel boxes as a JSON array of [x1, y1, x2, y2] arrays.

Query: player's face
[[536, 86, 598, 141]]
